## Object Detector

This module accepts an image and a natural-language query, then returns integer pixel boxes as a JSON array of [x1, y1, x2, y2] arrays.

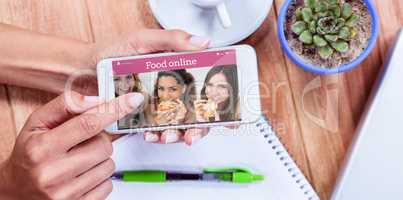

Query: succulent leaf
[[332, 6, 341, 17], [325, 34, 339, 42], [336, 18, 345, 27], [331, 41, 349, 52], [329, 18, 345, 33], [305, 0, 317, 9], [338, 26, 350, 40], [309, 21, 317, 33], [328, 3, 338, 9], [299, 30, 313, 44], [296, 7, 303, 20], [292, 21, 307, 35], [316, 11, 331, 18], [319, 46, 334, 59], [291, 0, 360, 59], [302, 8, 314, 22], [341, 3, 353, 19], [315, 1, 328, 13], [326, 0, 338, 5], [345, 14, 360, 27], [313, 14, 319, 21], [317, 26, 327, 35], [314, 35, 328, 47]]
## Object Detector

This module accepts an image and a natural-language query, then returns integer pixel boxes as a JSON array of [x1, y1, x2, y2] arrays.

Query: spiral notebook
[[108, 116, 319, 200]]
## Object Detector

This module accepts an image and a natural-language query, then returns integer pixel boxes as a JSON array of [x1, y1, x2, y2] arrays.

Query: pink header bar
[[113, 50, 236, 75]]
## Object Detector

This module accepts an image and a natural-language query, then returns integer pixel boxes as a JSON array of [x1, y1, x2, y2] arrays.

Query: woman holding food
[[152, 69, 196, 125], [196, 65, 240, 122], [114, 74, 151, 129]]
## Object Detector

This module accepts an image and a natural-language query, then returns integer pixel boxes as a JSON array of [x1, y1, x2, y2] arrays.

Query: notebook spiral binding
[[256, 116, 319, 200]]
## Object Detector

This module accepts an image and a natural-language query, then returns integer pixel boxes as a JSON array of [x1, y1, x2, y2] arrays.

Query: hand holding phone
[[173, 100, 188, 123], [0, 92, 144, 200]]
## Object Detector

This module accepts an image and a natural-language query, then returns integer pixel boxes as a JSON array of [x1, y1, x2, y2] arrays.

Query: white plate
[[148, 0, 273, 47]]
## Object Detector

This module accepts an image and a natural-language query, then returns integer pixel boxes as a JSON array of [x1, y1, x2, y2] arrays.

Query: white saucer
[[148, 0, 273, 47]]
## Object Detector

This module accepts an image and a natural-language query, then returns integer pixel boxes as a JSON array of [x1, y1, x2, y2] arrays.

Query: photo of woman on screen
[[114, 74, 142, 96], [196, 65, 240, 122], [114, 74, 150, 129], [152, 69, 196, 125]]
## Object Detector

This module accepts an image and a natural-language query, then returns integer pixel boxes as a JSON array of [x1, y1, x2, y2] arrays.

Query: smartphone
[[97, 45, 261, 133]]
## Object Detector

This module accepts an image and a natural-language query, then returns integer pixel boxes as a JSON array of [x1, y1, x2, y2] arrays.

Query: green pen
[[111, 167, 264, 184]]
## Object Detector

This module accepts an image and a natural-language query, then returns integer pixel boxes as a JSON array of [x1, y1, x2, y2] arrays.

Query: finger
[[161, 110, 173, 117], [35, 134, 112, 187], [133, 29, 210, 53], [144, 131, 160, 143], [26, 92, 102, 130], [105, 132, 126, 142], [54, 134, 113, 182], [176, 101, 187, 111], [166, 112, 176, 121], [158, 110, 173, 118], [48, 92, 144, 152], [184, 128, 209, 146], [80, 180, 113, 200], [161, 129, 184, 144], [160, 111, 175, 122], [67, 159, 115, 199]]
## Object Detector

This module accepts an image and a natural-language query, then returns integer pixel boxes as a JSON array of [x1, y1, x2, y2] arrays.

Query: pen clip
[[203, 167, 264, 183], [203, 167, 252, 174]]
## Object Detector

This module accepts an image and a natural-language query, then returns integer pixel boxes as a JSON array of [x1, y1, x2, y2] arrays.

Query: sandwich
[[203, 100, 217, 119], [194, 100, 217, 120], [157, 100, 178, 112]]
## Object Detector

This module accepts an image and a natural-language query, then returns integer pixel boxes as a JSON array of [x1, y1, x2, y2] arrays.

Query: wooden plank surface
[[0, 0, 93, 133], [0, 1, 402, 199]]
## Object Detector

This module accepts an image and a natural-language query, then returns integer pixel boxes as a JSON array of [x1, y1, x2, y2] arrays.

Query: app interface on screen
[[113, 50, 241, 130]]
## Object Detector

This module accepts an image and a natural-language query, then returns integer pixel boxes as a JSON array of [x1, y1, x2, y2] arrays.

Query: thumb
[[136, 29, 210, 52], [25, 91, 102, 130]]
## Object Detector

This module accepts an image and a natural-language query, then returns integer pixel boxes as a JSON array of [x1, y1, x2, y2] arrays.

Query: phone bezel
[[97, 45, 261, 134]]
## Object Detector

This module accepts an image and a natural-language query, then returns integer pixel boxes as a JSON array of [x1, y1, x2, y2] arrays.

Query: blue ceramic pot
[[277, 0, 379, 74]]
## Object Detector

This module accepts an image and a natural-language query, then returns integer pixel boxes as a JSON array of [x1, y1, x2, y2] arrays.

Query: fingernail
[[128, 93, 144, 108], [189, 36, 210, 47], [144, 133, 159, 143], [164, 132, 179, 144], [84, 96, 100, 102]]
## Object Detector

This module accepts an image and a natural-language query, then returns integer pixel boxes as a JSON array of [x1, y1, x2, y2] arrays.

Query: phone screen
[[112, 50, 241, 130]]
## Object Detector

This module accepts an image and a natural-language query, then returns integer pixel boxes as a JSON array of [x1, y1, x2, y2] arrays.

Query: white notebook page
[[108, 117, 319, 200]]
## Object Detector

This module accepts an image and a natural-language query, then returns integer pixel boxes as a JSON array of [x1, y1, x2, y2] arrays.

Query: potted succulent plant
[[278, 0, 379, 74]]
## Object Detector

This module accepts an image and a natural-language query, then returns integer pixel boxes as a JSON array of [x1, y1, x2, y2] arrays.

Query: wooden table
[[0, 1, 402, 199]]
